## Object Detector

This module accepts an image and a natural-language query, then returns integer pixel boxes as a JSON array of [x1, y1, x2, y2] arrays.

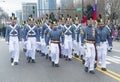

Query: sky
[[0, 0, 60, 16], [0, 0, 37, 16]]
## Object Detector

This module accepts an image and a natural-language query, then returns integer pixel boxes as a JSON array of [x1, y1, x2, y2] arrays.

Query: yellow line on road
[[96, 67, 120, 81], [97, 65, 120, 78], [73, 56, 120, 82]]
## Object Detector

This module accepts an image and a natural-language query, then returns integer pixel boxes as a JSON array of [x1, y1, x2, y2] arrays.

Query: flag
[[93, 4, 97, 20]]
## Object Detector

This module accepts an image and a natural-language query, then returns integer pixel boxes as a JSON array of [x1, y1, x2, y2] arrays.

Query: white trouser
[[97, 42, 107, 68], [64, 35, 72, 59], [26, 37, 36, 59], [50, 43, 59, 64], [61, 43, 65, 56], [41, 38, 48, 55], [9, 36, 19, 62], [80, 45, 86, 59], [85, 43, 95, 71]]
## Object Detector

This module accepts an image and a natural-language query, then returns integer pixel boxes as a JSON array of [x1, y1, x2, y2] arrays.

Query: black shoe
[[65, 56, 68, 61], [31, 59, 36, 63], [63, 55, 66, 58], [46, 54, 48, 59], [68, 58, 72, 61], [89, 70, 95, 74], [23, 49, 27, 52], [84, 67, 88, 72], [14, 62, 18, 65], [39, 50, 41, 54], [41, 53, 45, 56], [108, 50, 111, 52], [94, 63, 97, 68], [82, 59, 85, 65], [81, 55, 83, 60], [74, 53, 77, 56], [76, 55, 79, 58], [52, 62, 54, 67], [49, 57, 51, 61], [10, 58, 14, 63], [65, 58, 68, 61], [28, 57, 32, 63], [55, 64, 59, 67], [36, 50, 39, 53], [101, 68, 107, 71]]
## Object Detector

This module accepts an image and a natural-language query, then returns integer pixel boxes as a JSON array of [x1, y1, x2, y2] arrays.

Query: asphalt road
[[0, 39, 120, 82]]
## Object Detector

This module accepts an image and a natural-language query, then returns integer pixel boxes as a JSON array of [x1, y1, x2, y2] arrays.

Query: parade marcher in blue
[[81, 19, 99, 74], [47, 19, 64, 67], [36, 19, 43, 54], [63, 16, 75, 61], [21, 21, 27, 52], [58, 15, 65, 58], [105, 20, 113, 52], [72, 15, 81, 58], [96, 20, 111, 71], [41, 17, 51, 58], [24, 15, 40, 63], [5, 13, 22, 65]]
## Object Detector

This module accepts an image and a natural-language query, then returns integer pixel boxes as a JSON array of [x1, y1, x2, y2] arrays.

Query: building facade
[[16, 10, 22, 24], [38, 0, 56, 17], [22, 3, 37, 21]]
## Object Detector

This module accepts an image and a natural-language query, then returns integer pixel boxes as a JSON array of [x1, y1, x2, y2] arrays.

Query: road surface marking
[[73, 56, 120, 82]]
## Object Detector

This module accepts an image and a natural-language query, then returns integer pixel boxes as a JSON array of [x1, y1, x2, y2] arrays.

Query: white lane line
[[107, 56, 120, 62], [112, 49, 120, 53], [106, 57, 120, 64], [113, 56, 120, 59]]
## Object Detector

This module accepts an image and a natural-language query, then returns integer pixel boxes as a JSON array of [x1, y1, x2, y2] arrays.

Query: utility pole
[[82, 0, 84, 18]]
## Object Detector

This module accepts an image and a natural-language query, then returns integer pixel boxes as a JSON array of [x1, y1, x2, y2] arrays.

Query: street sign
[[76, 7, 82, 11]]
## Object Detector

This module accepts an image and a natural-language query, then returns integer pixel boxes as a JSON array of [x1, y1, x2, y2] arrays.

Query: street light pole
[[82, 0, 84, 18]]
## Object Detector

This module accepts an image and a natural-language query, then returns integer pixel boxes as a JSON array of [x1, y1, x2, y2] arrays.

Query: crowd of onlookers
[[0, 27, 6, 38], [112, 24, 120, 41]]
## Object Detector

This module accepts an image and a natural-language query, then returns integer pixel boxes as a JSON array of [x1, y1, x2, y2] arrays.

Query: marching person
[[58, 15, 65, 58], [63, 16, 75, 61], [81, 19, 99, 74], [79, 20, 87, 64], [21, 21, 27, 52], [36, 20, 43, 54], [96, 20, 111, 71], [72, 15, 81, 58], [41, 17, 51, 59], [47, 19, 64, 67], [5, 13, 22, 65], [24, 15, 40, 63]]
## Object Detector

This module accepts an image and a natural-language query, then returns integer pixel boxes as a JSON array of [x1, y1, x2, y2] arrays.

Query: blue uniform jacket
[[5, 24, 22, 42], [81, 25, 99, 44], [63, 24, 75, 40], [97, 26, 111, 44], [24, 25, 40, 42], [47, 28, 64, 45]]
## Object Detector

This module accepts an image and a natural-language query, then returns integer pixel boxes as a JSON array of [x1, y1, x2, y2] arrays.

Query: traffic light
[[32, 6, 35, 14]]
